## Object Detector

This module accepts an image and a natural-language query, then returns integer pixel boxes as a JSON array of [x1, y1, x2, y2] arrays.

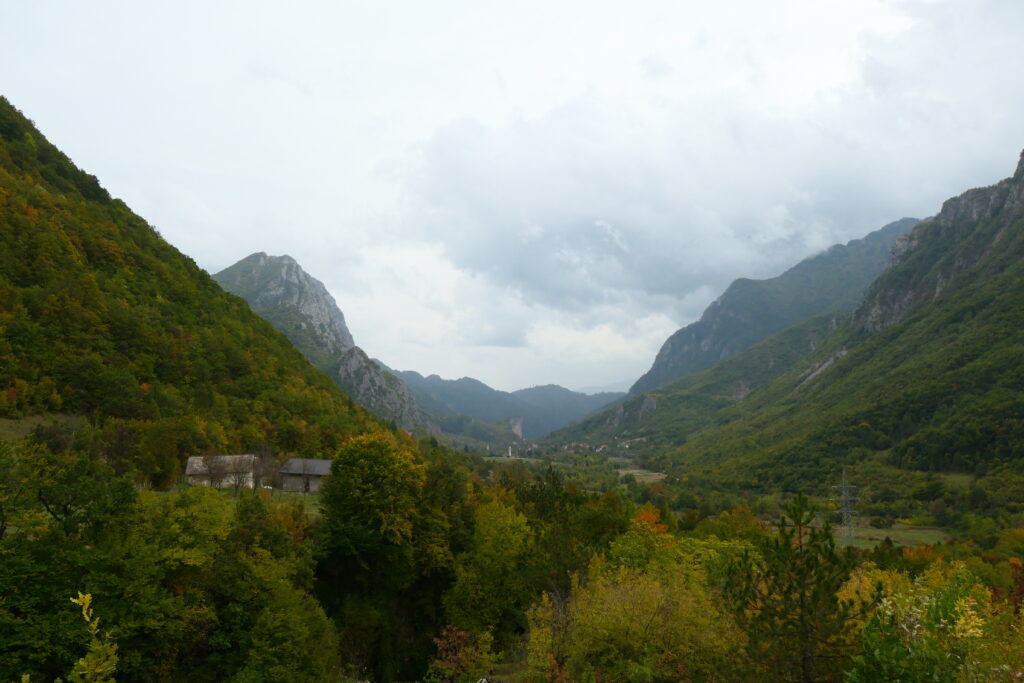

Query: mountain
[[214, 254, 432, 433], [565, 150, 1024, 492], [629, 218, 918, 395], [513, 384, 627, 436], [555, 311, 846, 450], [213, 252, 354, 367], [335, 346, 427, 432], [0, 97, 382, 486], [392, 370, 624, 439], [213, 253, 618, 441]]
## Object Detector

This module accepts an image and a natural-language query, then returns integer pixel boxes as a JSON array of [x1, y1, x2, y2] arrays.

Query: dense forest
[[0, 97, 384, 488], [4, 96, 1024, 682]]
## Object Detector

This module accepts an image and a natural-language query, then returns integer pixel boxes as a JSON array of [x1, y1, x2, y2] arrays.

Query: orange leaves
[[635, 503, 668, 535]]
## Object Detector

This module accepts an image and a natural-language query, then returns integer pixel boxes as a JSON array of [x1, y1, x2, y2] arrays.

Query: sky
[[2, 1, 1023, 392]]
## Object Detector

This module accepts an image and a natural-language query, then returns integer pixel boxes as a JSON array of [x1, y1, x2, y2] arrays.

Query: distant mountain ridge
[[390, 369, 624, 439], [658, 149, 1024, 485], [629, 218, 918, 395]]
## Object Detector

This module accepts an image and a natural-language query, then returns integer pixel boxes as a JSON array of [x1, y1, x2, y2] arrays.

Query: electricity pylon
[[831, 468, 857, 540]]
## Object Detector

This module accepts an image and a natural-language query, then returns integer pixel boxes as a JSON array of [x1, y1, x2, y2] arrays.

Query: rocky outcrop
[[214, 253, 435, 433], [797, 348, 848, 388], [631, 218, 917, 394], [854, 150, 1024, 334], [335, 347, 435, 434], [214, 253, 354, 361]]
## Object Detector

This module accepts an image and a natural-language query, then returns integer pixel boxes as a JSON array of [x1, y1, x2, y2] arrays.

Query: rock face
[[335, 347, 432, 433], [214, 253, 354, 366], [630, 218, 918, 395], [854, 150, 1024, 334], [214, 254, 431, 433]]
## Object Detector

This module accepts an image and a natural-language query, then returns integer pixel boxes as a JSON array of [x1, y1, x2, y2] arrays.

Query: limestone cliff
[[855, 150, 1024, 333], [214, 252, 354, 368], [334, 347, 435, 434], [214, 254, 433, 433]]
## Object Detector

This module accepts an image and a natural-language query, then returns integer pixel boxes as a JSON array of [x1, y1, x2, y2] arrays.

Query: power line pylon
[[831, 467, 857, 540]]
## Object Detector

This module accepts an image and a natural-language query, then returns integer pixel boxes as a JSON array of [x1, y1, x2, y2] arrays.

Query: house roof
[[184, 454, 257, 476], [279, 458, 332, 477]]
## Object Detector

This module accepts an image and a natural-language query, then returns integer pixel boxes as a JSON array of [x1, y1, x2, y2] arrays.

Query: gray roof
[[279, 458, 332, 477], [184, 454, 257, 476]]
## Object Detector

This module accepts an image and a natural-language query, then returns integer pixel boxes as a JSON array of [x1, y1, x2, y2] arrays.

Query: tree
[[444, 499, 534, 645], [318, 433, 425, 563], [27, 447, 136, 540], [724, 494, 871, 682], [317, 433, 426, 680], [65, 592, 117, 683], [846, 562, 1022, 682], [526, 513, 744, 682], [0, 440, 28, 540]]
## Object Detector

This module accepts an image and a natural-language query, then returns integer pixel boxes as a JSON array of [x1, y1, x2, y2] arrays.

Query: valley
[[4, 90, 1024, 682]]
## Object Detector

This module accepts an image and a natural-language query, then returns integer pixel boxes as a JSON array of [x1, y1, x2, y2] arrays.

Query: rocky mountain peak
[[214, 254, 436, 434], [854, 149, 1024, 334], [214, 253, 355, 353]]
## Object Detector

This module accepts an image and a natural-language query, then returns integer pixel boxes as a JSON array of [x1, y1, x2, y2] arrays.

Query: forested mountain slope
[[0, 97, 383, 486], [651, 150, 1024, 488], [630, 218, 916, 394], [554, 311, 846, 449]]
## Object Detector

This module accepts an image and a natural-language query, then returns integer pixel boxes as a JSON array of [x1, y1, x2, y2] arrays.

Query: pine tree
[[725, 494, 872, 682]]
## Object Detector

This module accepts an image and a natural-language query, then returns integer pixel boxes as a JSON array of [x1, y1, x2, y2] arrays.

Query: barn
[[279, 458, 332, 493], [184, 454, 258, 490]]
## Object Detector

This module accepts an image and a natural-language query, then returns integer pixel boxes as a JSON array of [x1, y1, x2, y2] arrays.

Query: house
[[184, 454, 258, 490], [279, 458, 332, 493]]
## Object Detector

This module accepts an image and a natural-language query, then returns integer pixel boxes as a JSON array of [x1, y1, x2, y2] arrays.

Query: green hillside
[[598, 151, 1024, 495], [0, 97, 381, 486], [554, 311, 846, 450], [630, 218, 916, 394]]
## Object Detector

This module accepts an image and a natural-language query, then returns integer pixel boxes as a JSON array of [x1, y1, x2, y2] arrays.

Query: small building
[[279, 458, 332, 493], [184, 454, 257, 490]]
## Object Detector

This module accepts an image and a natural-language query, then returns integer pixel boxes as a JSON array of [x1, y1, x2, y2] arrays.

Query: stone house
[[279, 458, 332, 493], [184, 454, 258, 490]]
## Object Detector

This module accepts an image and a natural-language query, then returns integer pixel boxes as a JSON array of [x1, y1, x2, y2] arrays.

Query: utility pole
[[831, 468, 857, 540]]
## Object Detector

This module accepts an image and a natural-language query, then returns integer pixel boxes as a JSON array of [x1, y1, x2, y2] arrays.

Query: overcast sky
[[3, 1, 1023, 391]]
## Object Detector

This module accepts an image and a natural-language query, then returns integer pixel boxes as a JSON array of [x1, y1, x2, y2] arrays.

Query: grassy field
[[837, 521, 949, 548], [260, 488, 322, 516], [617, 468, 667, 484], [0, 413, 84, 442]]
